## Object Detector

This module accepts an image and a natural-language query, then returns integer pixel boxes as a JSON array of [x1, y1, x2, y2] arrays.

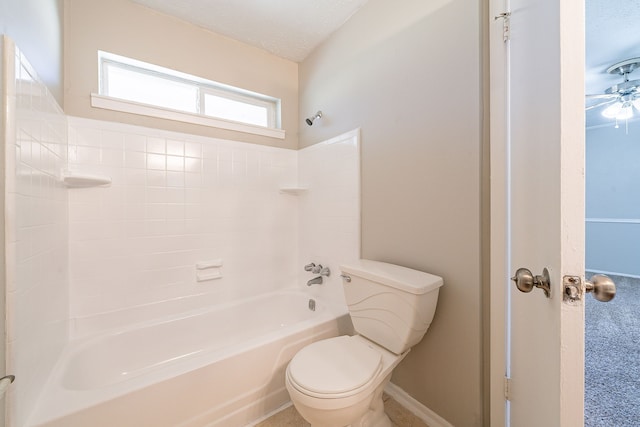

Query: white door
[[490, 0, 588, 426]]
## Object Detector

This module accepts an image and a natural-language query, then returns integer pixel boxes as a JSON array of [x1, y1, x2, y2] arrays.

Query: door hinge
[[504, 376, 512, 401], [494, 12, 511, 42]]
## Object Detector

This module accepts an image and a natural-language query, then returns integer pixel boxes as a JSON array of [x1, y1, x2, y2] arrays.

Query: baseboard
[[384, 382, 453, 427], [586, 269, 640, 280]]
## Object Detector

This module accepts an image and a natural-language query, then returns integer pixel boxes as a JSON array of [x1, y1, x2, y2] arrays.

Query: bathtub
[[28, 290, 349, 427]]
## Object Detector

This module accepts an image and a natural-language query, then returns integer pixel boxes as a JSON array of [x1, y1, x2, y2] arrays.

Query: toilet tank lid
[[340, 260, 443, 295]]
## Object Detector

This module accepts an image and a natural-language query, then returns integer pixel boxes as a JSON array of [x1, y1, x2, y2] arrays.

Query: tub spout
[[307, 276, 323, 286]]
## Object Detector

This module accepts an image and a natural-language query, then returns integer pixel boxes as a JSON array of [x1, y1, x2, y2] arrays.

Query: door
[[489, 0, 587, 426]]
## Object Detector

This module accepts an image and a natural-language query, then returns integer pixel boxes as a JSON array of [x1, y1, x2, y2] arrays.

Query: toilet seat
[[287, 336, 383, 399]]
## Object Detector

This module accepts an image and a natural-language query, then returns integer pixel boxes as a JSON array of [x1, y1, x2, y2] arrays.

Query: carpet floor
[[585, 273, 640, 426]]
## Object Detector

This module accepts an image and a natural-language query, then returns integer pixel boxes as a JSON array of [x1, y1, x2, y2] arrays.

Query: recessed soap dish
[[279, 187, 308, 195], [61, 171, 112, 188]]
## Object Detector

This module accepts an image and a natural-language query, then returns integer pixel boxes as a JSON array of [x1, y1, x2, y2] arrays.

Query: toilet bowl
[[286, 260, 443, 427], [285, 335, 405, 427]]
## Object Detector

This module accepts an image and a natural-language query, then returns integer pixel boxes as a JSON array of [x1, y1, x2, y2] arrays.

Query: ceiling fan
[[586, 57, 640, 121]]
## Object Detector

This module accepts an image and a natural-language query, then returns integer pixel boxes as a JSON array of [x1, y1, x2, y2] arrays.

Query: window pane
[[204, 93, 269, 127], [98, 51, 281, 130], [106, 64, 198, 113]]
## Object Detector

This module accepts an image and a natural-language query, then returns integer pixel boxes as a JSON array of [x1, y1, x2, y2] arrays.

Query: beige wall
[[299, 0, 484, 425], [64, 0, 299, 149], [0, 0, 64, 105]]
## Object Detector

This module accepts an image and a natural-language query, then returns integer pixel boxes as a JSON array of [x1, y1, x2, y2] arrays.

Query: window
[[95, 51, 282, 137], [104, 62, 199, 114]]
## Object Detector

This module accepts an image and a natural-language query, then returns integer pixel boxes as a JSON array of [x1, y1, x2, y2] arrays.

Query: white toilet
[[286, 259, 443, 427]]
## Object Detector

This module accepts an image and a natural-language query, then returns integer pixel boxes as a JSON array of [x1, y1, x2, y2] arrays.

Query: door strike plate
[[563, 275, 582, 304]]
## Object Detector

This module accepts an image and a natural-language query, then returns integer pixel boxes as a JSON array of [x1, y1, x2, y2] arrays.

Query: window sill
[[90, 93, 286, 140]]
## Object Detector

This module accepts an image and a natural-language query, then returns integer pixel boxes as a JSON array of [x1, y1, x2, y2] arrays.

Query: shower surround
[[65, 116, 301, 337], [4, 38, 360, 426], [4, 38, 69, 427], [65, 118, 359, 337]]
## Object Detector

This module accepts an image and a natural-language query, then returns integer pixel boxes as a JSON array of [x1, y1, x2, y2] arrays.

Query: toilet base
[[300, 380, 391, 427], [346, 383, 390, 427]]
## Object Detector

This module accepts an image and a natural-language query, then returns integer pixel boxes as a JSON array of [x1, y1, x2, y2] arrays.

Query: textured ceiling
[[586, 0, 640, 127], [131, 0, 637, 126], [130, 0, 370, 62]]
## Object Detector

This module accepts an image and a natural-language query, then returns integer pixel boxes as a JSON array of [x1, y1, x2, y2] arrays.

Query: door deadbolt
[[511, 267, 551, 298]]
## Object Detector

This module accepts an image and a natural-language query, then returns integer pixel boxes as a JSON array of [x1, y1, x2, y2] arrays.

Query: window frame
[[94, 51, 284, 139]]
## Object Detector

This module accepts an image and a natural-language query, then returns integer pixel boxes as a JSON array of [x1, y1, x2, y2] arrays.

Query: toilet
[[285, 259, 443, 427]]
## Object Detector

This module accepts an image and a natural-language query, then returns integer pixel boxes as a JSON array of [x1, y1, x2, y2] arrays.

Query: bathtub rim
[[62, 288, 344, 391], [28, 288, 349, 427]]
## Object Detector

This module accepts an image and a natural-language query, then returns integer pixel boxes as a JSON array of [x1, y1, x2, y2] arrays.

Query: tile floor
[[254, 393, 431, 427]]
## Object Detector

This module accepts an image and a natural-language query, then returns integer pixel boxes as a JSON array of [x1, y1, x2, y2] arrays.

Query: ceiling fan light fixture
[[588, 58, 640, 127], [602, 102, 622, 119], [602, 101, 634, 120]]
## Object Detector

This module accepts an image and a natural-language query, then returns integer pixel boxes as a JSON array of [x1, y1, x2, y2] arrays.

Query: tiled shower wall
[[65, 119, 361, 337], [67, 117, 300, 336], [297, 129, 360, 306], [4, 41, 69, 427]]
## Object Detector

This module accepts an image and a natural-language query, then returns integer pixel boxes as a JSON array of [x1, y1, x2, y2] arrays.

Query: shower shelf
[[279, 187, 308, 195], [61, 171, 112, 188]]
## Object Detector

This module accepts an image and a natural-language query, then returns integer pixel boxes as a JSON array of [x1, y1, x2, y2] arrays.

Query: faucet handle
[[305, 263, 331, 276], [311, 264, 330, 276]]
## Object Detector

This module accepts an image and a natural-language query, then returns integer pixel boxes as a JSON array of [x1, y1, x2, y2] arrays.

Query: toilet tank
[[340, 260, 443, 355]]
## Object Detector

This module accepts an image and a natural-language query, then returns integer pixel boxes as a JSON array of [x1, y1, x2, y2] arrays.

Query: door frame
[[488, 0, 509, 424], [0, 36, 8, 427]]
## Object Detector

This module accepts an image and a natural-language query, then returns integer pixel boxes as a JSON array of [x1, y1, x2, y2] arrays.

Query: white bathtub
[[28, 290, 349, 427]]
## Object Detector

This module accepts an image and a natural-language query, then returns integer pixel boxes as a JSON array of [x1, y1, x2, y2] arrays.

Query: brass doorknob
[[585, 274, 616, 302], [511, 267, 551, 298]]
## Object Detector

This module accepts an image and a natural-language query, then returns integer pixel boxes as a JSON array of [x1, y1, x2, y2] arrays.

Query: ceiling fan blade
[[585, 99, 618, 111], [585, 93, 618, 99]]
